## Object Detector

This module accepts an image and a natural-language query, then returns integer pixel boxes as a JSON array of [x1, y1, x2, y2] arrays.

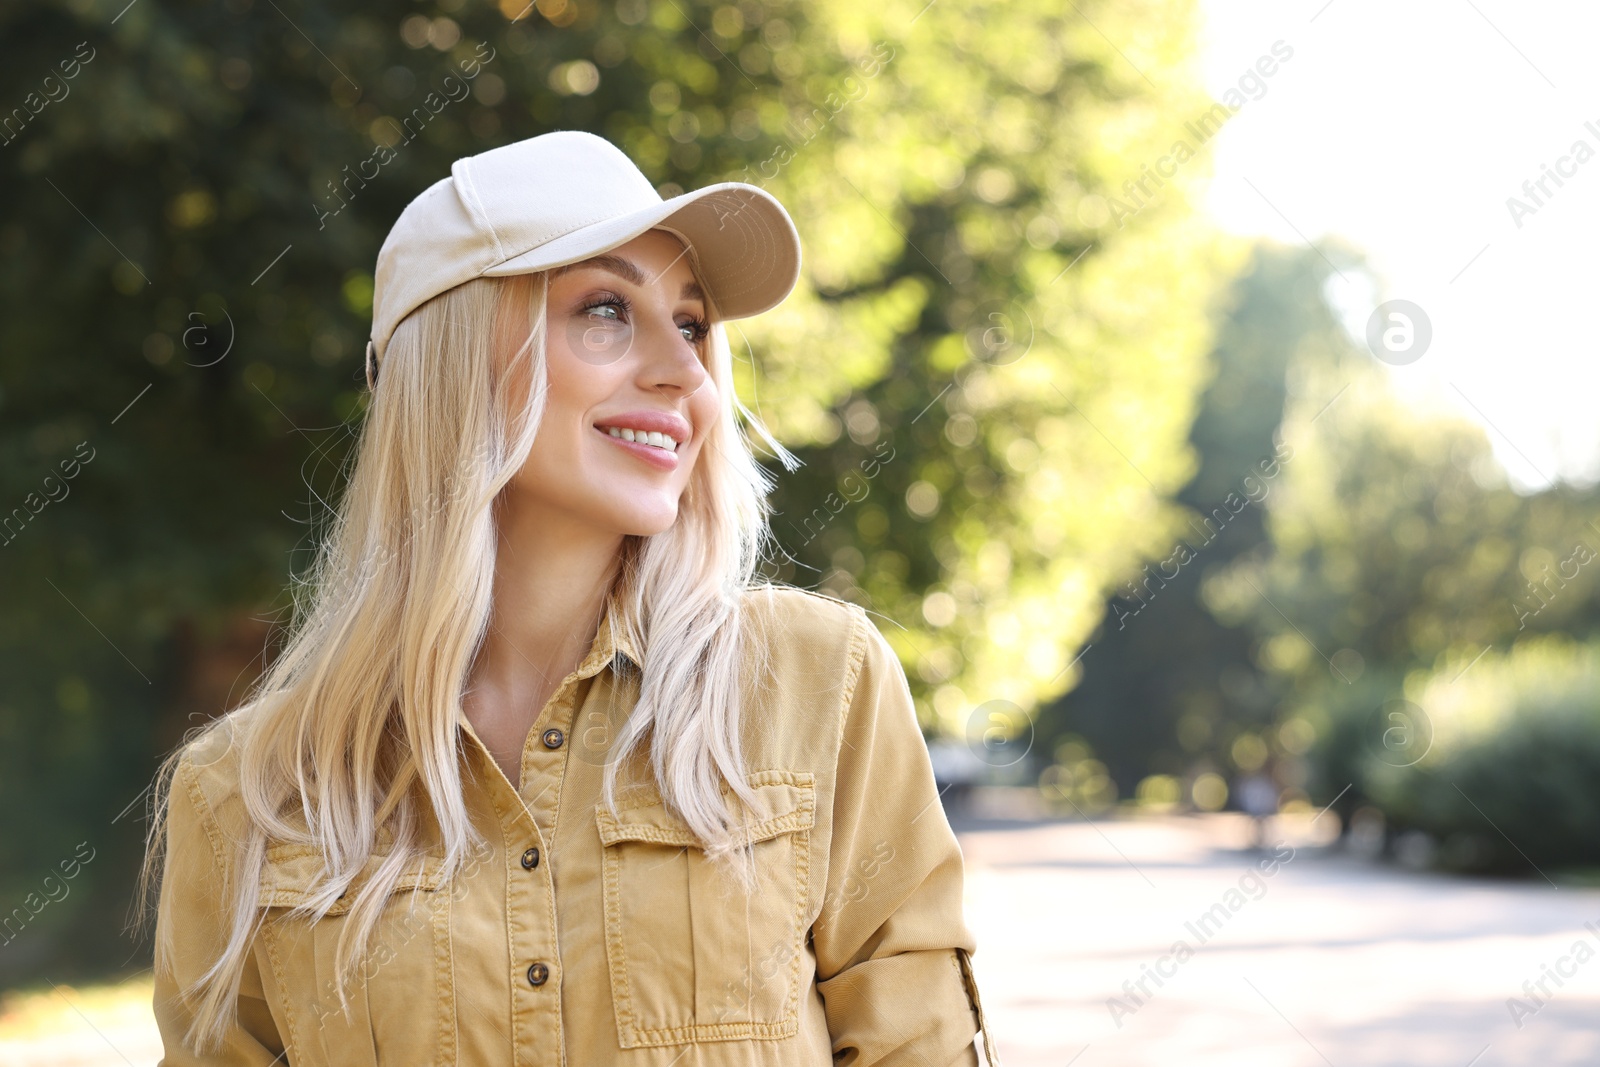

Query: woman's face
[[501, 229, 720, 538]]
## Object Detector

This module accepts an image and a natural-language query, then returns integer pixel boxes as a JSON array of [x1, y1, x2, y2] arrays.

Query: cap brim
[[486, 182, 801, 321]]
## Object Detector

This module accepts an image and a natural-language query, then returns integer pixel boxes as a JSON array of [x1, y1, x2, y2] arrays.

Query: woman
[[140, 131, 999, 1067]]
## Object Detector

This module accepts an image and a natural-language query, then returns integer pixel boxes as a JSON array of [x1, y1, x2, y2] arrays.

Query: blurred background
[[3, 0, 1599, 1063]]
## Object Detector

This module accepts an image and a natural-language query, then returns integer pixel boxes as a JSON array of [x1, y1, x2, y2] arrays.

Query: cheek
[[687, 378, 722, 444], [542, 344, 620, 433], [679, 398, 721, 475]]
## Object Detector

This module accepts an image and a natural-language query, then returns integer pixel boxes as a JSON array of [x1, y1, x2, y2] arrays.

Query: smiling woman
[[138, 131, 997, 1067]]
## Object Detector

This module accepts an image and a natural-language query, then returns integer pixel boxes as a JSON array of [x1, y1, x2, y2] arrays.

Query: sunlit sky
[[1196, 0, 1600, 491]]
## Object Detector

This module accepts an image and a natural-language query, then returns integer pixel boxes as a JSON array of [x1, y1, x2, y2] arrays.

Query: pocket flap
[[259, 843, 449, 914], [597, 770, 815, 850]]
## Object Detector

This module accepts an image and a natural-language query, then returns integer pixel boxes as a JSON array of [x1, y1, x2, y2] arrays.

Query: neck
[[468, 494, 625, 709]]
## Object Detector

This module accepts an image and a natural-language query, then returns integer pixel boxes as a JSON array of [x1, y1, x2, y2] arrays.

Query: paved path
[[952, 808, 1600, 1067]]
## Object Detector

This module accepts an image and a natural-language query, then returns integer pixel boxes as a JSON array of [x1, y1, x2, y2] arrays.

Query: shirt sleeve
[[153, 755, 287, 1067], [811, 609, 986, 1067]]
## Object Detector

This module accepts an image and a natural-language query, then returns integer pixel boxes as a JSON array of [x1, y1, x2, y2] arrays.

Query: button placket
[[461, 626, 625, 1066], [519, 680, 585, 825], [457, 627, 624, 1067], [453, 736, 561, 1067], [481, 765, 563, 1064], [508, 674, 594, 1062]]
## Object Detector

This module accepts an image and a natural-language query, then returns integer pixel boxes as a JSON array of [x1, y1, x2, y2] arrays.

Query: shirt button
[[527, 962, 550, 986], [541, 728, 565, 750], [520, 847, 540, 869]]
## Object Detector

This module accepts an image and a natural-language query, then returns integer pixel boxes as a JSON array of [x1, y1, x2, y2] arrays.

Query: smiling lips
[[593, 410, 692, 470], [602, 426, 680, 453]]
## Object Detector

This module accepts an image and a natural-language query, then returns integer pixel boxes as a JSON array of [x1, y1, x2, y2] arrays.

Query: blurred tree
[[1038, 243, 1341, 798], [0, 0, 1233, 980], [1202, 305, 1600, 826], [1362, 636, 1600, 874], [743, 0, 1242, 741]]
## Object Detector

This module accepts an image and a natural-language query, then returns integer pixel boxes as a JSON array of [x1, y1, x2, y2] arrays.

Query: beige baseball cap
[[366, 129, 802, 375]]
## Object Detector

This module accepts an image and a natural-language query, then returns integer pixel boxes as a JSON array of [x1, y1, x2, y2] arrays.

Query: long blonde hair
[[135, 257, 795, 1053]]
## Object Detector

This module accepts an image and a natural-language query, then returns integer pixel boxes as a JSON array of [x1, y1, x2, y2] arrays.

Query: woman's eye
[[580, 293, 629, 324]]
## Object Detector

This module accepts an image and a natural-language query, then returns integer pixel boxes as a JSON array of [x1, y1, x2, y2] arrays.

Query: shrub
[[1356, 638, 1600, 874]]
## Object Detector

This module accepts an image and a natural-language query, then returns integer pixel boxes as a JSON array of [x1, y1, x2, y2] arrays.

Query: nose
[[635, 314, 709, 398]]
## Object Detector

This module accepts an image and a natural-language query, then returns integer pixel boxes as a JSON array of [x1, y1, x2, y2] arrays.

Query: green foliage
[[744, 0, 1242, 733], [1200, 267, 1600, 857], [1208, 341, 1600, 679], [1042, 244, 1333, 793], [1049, 233, 1600, 841], [1358, 638, 1600, 874]]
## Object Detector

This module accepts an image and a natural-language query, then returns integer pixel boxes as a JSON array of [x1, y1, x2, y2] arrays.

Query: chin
[[614, 501, 682, 538]]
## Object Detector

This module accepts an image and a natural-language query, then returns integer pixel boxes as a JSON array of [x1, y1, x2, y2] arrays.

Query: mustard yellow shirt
[[153, 586, 999, 1066]]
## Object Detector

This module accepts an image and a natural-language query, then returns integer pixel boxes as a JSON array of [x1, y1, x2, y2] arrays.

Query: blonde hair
[[135, 253, 796, 1054]]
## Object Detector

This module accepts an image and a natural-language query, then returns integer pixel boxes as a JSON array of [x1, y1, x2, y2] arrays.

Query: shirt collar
[[589, 608, 642, 676]]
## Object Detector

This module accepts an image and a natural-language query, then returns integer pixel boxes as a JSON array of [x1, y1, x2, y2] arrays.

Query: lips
[[593, 409, 693, 470], [600, 426, 680, 453], [593, 410, 692, 448]]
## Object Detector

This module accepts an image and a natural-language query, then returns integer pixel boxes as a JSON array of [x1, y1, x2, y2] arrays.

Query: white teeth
[[604, 426, 680, 453]]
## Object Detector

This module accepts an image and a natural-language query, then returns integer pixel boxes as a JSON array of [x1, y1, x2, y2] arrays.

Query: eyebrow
[[553, 254, 705, 304]]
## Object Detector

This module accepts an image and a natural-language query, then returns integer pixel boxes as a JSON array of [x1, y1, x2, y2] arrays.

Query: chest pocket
[[595, 769, 816, 1049], [258, 843, 451, 1067]]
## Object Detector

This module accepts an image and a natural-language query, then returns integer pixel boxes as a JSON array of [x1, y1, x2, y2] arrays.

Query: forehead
[[551, 233, 706, 304]]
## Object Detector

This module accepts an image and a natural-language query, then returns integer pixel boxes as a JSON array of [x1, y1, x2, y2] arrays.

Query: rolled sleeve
[[153, 755, 286, 1067], [812, 610, 984, 1067]]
